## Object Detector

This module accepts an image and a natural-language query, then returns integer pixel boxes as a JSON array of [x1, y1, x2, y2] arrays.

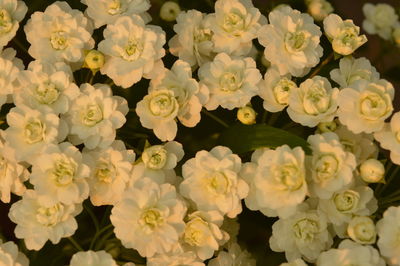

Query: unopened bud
[[359, 158, 385, 183], [237, 106, 257, 125], [160, 1, 181, 22], [317, 121, 337, 133], [83, 50, 105, 73]]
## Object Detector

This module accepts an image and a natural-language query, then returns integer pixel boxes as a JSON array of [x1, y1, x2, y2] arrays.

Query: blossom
[[64, 83, 128, 149], [30, 142, 90, 206], [98, 15, 165, 88], [198, 53, 261, 110], [306, 0, 333, 22], [0, 0, 27, 48], [8, 190, 82, 250], [374, 112, 400, 165], [180, 146, 248, 218], [0, 240, 29, 266], [24, 1, 94, 63], [363, 3, 398, 40], [147, 249, 204, 266], [269, 204, 333, 262], [259, 67, 297, 112], [337, 79, 394, 134], [307, 132, 356, 199], [323, 14, 367, 56], [287, 76, 338, 127], [243, 145, 307, 218], [258, 5, 323, 77], [377, 206, 400, 265], [330, 56, 379, 88], [169, 10, 215, 68], [81, 0, 151, 28], [0, 48, 22, 110], [70, 250, 117, 266], [359, 159, 385, 183], [15, 60, 79, 114], [111, 178, 186, 257], [3, 106, 64, 164], [208, 0, 264, 56], [83, 140, 135, 206], [208, 242, 255, 266], [347, 216, 376, 245]]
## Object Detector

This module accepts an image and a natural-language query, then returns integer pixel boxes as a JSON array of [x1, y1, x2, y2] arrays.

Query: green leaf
[[218, 123, 311, 155]]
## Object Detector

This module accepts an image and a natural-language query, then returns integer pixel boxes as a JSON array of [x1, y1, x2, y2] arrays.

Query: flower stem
[[201, 109, 229, 128], [83, 202, 100, 232], [308, 52, 334, 79], [89, 224, 113, 250], [68, 237, 84, 251]]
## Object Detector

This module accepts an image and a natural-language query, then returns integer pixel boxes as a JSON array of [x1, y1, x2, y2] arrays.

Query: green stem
[[261, 110, 268, 124], [68, 237, 84, 251], [308, 52, 334, 79], [89, 224, 113, 250], [84, 202, 100, 232], [267, 112, 280, 126], [201, 109, 229, 128], [94, 228, 115, 251]]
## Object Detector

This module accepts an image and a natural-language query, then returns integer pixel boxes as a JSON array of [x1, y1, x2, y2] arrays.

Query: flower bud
[[83, 50, 105, 73], [237, 106, 257, 125], [307, 0, 333, 22], [347, 216, 376, 244], [359, 158, 385, 183], [160, 1, 181, 22], [317, 121, 337, 133]]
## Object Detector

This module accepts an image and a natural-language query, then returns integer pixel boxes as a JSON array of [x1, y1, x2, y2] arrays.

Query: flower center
[[222, 11, 245, 35], [273, 78, 296, 105], [292, 218, 320, 243], [284, 31, 309, 53], [24, 119, 46, 144], [314, 154, 339, 182], [95, 160, 116, 184], [50, 31, 69, 50], [140, 208, 164, 233], [149, 92, 177, 117], [0, 9, 13, 34], [124, 39, 143, 61], [303, 85, 330, 115], [0, 156, 8, 179], [220, 72, 241, 92], [34, 82, 60, 105], [51, 157, 76, 186], [36, 203, 64, 226], [184, 218, 208, 246], [275, 164, 303, 191], [359, 93, 388, 120], [194, 28, 212, 43], [333, 190, 359, 213], [107, 0, 122, 15], [81, 104, 103, 127], [206, 172, 230, 195], [142, 146, 168, 170]]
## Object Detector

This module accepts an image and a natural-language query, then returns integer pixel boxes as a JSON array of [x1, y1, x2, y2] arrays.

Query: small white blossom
[[64, 83, 128, 149], [374, 112, 400, 165], [306, 0, 333, 22], [0, 49, 22, 110], [208, 242, 255, 266], [0, 240, 29, 266], [98, 15, 165, 88], [323, 14, 367, 56], [377, 206, 400, 265], [0, 0, 27, 48], [359, 159, 385, 183], [198, 53, 261, 110], [70, 250, 117, 266], [180, 146, 248, 218], [258, 5, 323, 77], [347, 216, 376, 245], [24, 1, 94, 63], [363, 3, 398, 40], [338, 79, 394, 134], [8, 190, 82, 250]]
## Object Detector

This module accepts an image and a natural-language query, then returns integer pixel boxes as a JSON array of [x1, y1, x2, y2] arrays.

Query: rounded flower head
[[258, 5, 323, 77], [83, 140, 135, 206], [0, 240, 29, 266], [111, 178, 186, 257], [198, 53, 261, 110], [209, 0, 265, 56], [15, 60, 79, 114], [287, 76, 338, 127], [323, 14, 367, 56], [180, 146, 248, 218], [82, 0, 151, 28], [338, 79, 394, 134], [136, 89, 179, 141], [0, 0, 27, 48], [374, 112, 400, 165], [243, 145, 307, 218], [363, 3, 398, 40], [347, 216, 376, 245], [377, 206, 400, 265], [70, 250, 117, 266], [359, 159, 385, 183], [8, 190, 82, 250], [307, 132, 356, 199], [98, 15, 166, 88], [306, 0, 333, 22], [30, 142, 90, 206], [24, 1, 94, 63], [64, 83, 128, 149]]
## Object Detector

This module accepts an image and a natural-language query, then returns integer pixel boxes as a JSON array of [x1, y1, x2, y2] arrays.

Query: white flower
[[323, 14, 367, 56], [180, 146, 248, 218], [208, 242, 255, 266], [160, 1, 180, 22], [83, 140, 135, 206], [318, 186, 376, 226], [347, 216, 376, 245], [169, 10, 215, 68], [0, 0, 27, 48], [15, 60, 79, 114], [149, 60, 208, 128], [130, 141, 184, 186], [307, 132, 356, 199], [0, 240, 29, 266], [259, 68, 297, 113], [3, 106, 64, 164], [330, 56, 379, 88], [374, 112, 400, 165], [136, 89, 179, 141], [81, 0, 150, 28], [306, 0, 333, 22], [269, 204, 333, 262], [243, 145, 307, 218], [359, 159, 385, 183], [0, 49, 21, 110], [377, 206, 400, 265], [287, 76, 338, 127], [0, 135, 29, 203], [98, 16, 165, 88], [8, 190, 82, 250], [64, 83, 128, 149], [258, 5, 323, 77], [317, 239, 384, 266], [209, 0, 264, 56], [70, 250, 117, 266], [280, 258, 307, 266], [338, 79, 394, 134], [198, 53, 261, 110], [24, 1, 94, 63], [363, 3, 398, 40], [30, 142, 90, 206], [111, 178, 186, 257], [147, 249, 204, 266]]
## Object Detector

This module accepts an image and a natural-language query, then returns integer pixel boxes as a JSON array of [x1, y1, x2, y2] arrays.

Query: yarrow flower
[[0, 240, 29, 266], [0, 48, 23, 110], [69, 250, 118, 266], [306, 0, 333, 22], [374, 112, 400, 165], [208, 242, 256, 266], [0, 0, 27, 49], [362, 3, 398, 40], [377, 206, 400, 265]]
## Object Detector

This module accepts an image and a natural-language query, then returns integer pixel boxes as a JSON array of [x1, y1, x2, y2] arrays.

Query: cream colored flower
[[374, 112, 400, 165], [347, 216, 376, 245], [306, 0, 333, 22], [0, 48, 22, 110], [147, 249, 204, 266], [0, 240, 29, 266], [0, 0, 27, 48], [70, 250, 117, 266], [363, 3, 398, 40], [377, 206, 400, 265], [280, 258, 307, 266]]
